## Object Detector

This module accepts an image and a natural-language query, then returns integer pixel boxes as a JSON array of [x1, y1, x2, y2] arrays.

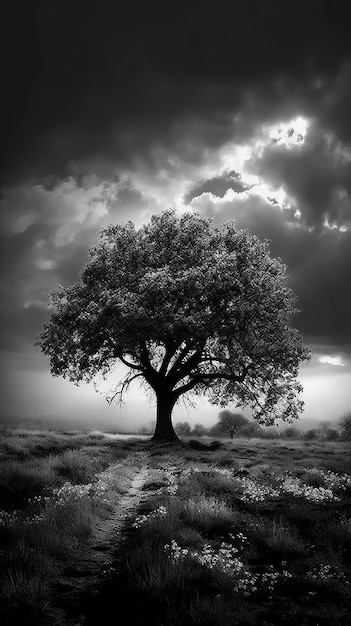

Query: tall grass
[[0, 431, 145, 624], [1, 430, 350, 624], [0, 458, 59, 509]]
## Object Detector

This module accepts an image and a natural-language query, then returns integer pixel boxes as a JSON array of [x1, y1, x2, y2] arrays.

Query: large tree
[[37, 210, 310, 442]]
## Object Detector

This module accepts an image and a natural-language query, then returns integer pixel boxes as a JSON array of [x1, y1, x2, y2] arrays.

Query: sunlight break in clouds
[[268, 116, 310, 148], [318, 355, 346, 367], [219, 116, 311, 209]]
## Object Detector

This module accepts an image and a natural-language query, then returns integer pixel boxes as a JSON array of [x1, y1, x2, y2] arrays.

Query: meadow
[[0, 427, 350, 625]]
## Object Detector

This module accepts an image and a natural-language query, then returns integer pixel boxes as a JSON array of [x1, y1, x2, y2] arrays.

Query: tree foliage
[[36, 210, 310, 440]]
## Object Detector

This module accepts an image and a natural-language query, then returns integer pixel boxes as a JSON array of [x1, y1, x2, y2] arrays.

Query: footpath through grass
[[0, 430, 350, 625]]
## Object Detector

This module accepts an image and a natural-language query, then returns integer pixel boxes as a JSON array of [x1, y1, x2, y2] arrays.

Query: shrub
[[300, 469, 328, 488], [305, 429, 317, 440], [249, 517, 305, 556], [339, 413, 351, 440], [179, 496, 238, 537], [189, 471, 238, 499], [325, 429, 339, 441], [282, 427, 301, 439], [258, 427, 280, 439]]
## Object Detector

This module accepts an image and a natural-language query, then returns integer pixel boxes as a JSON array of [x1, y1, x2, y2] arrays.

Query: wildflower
[[164, 540, 244, 576], [238, 478, 280, 503], [132, 505, 168, 528], [278, 476, 339, 503], [0, 509, 19, 526], [306, 563, 349, 586]]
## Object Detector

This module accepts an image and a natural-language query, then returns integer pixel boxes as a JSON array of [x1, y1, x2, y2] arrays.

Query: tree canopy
[[37, 209, 310, 441]]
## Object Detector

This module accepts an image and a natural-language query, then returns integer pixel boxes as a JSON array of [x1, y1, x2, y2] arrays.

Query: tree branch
[[106, 371, 144, 406], [105, 335, 143, 371], [159, 339, 179, 376], [166, 339, 197, 379], [138, 340, 165, 391], [119, 354, 144, 370], [173, 365, 250, 397], [167, 340, 206, 385]]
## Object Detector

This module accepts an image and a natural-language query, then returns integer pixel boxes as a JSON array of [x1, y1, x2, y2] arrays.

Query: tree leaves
[[36, 209, 310, 424]]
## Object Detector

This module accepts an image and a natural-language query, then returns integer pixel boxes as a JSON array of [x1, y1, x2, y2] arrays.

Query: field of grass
[[0, 428, 350, 625]]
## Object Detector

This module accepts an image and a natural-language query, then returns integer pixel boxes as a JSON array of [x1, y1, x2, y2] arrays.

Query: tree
[[218, 409, 248, 439], [36, 210, 310, 442], [191, 423, 208, 437], [174, 421, 192, 436]]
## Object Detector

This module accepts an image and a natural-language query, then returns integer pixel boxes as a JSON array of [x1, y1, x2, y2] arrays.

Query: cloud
[[184, 171, 250, 204], [322, 60, 351, 143], [2, 3, 351, 375], [248, 120, 351, 229], [0, 177, 116, 244], [3, 1, 350, 187], [318, 355, 346, 367], [0, 177, 121, 352]]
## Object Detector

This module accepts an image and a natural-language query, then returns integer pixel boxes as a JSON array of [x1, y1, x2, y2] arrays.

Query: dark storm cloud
[[321, 61, 351, 143], [0, 167, 167, 359], [2, 0, 351, 185], [290, 231, 351, 350]]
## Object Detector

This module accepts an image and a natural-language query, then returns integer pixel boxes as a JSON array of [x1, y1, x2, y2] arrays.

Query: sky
[[0, 1, 350, 431]]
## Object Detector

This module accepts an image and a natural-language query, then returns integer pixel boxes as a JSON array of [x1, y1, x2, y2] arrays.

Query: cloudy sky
[[1, 1, 350, 430]]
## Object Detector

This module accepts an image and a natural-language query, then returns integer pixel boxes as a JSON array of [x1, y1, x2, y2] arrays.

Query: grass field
[[0, 428, 350, 625]]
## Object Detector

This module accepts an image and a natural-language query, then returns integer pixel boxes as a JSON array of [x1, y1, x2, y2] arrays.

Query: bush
[[253, 517, 306, 556], [305, 429, 317, 440], [258, 427, 280, 439], [339, 413, 351, 440], [282, 427, 301, 439], [300, 469, 327, 488], [325, 429, 339, 441], [179, 496, 238, 537]]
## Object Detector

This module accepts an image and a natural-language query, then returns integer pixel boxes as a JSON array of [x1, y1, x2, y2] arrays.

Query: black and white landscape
[[0, 2, 351, 624]]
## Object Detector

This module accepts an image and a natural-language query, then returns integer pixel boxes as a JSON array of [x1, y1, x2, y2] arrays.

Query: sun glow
[[220, 116, 310, 181], [268, 116, 310, 148]]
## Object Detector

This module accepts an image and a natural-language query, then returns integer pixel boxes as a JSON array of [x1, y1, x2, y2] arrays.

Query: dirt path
[[52, 453, 185, 624], [54, 454, 153, 622]]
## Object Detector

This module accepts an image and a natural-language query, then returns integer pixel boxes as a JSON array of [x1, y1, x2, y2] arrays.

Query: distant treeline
[[2, 411, 351, 442], [139, 410, 351, 441]]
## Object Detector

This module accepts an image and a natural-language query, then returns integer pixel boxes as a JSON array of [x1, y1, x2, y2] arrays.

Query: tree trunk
[[151, 391, 180, 442]]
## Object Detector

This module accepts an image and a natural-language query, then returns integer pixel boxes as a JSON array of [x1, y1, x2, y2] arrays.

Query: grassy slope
[[0, 429, 350, 625]]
